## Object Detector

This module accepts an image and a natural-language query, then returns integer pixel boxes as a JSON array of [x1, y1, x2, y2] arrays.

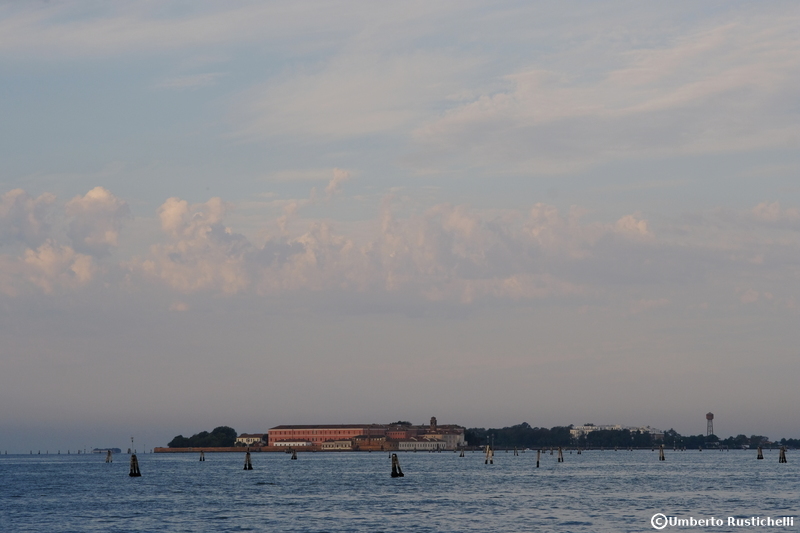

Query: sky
[[1, 1, 799, 452]]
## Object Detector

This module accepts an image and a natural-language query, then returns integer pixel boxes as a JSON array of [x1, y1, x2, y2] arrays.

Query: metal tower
[[706, 413, 714, 436]]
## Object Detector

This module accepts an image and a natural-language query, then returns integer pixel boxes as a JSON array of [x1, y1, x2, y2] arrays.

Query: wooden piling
[[244, 451, 253, 470], [106, 450, 112, 463], [459, 449, 465, 457], [757, 446, 763, 460], [514, 447, 519, 456], [199, 451, 205, 461], [391, 453, 404, 477], [291, 449, 297, 460], [129, 454, 141, 477], [659, 444, 665, 461], [536, 449, 540, 468], [779, 447, 787, 463], [557, 447, 564, 463], [484, 445, 494, 465]]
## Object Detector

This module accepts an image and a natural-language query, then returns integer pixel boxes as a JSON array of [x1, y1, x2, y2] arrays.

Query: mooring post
[[757, 446, 763, 460], [557, 447, 564, 463], [244, 451, 253, 470], [200, 451, 205, 461], [485, 444, 494, 464], [536, 449, 540, 468], [106, 450, 112, 463], [391, 453, 404, 477], [659, 444, 665, 461], [699, 446, 702, 451], [779, 447, 787, 463], [129, 454, 141, 477], [459, 449, 465, 457], [291, 449, 297, 460]]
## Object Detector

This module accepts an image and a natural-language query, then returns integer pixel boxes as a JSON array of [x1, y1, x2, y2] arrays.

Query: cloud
[[751, 201, 800, 228], [615, 214, 651, 238], [325, 168, 351, 198], [138, 197, 250, 294], [0, 2, 343, 58], [235, 50, 479, 140], [65, 187, 130, 257], [23, 241, 96, 294], [411, 16, 800, 173], [0, 189, 56, 247], [1, 187, 796, 316]]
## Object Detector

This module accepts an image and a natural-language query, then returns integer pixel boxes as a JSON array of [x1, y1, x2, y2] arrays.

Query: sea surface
[[1, 449, 797, 532]]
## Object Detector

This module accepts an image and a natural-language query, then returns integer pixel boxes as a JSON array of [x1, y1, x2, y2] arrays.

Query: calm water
[[1, 449, 797, 532]]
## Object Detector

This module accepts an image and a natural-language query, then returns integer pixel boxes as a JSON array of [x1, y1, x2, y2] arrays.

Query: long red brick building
[[267, 417, 466, 450]]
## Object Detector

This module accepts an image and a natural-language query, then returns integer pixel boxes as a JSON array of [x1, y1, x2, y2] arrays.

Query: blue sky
[[1, 1, 799, 452]]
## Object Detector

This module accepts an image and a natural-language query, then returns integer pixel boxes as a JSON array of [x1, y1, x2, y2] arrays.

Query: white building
[[236, 433, 266, 446], [422, 430, 467, 450], [396, 438, 446, 451], [273, 439, 313, 447], [321, 439, 353, 450], [570, 424, 664, 440]]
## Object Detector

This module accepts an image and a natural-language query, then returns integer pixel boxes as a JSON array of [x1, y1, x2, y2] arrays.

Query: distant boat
[[92, 448, 122, 454]]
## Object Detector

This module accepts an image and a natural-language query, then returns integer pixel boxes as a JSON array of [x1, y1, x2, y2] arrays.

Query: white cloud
[[325, 168, 351, 198], [615, 214, 651, 238], [65, 187, 130, 257], [412, 15, 800, 173], [138, 197, 250, 294], [236, 50, 479, 141], [23, 241, 96, 294]]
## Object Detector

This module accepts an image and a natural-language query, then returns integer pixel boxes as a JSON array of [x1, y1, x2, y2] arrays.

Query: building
[[396, 437, 447, 451], [235, 433, 266, 446], [570, 424, 664, 440], [321, 439, 353, 450], [352, 434, 387, 451], [268, 425, 387, 446], [272, 439, 313, 447], [268, 418, 466, 450]]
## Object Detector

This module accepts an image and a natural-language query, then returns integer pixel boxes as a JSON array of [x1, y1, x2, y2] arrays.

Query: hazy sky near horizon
[[1, 1, 799, 452]]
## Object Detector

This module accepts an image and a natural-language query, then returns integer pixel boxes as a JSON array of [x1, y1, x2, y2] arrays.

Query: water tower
[[706, 412, 714, 436]]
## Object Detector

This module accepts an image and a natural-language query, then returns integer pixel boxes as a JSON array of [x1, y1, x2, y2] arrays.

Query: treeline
[[465, 423, 572, 448], [168, 426, 237, 448], [662, 430, 800, 449], [465, 423, 800, 449]]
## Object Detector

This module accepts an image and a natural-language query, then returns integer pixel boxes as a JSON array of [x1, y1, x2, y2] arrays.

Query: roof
[[269, 424, 382, 430], [237, 433, 265, 438]]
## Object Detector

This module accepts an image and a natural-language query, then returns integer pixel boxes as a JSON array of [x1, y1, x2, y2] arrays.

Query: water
[[1, 450, 797, 532]]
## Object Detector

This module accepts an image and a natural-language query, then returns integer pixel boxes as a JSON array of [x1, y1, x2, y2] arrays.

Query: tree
[[167, 426, 238, 448]]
